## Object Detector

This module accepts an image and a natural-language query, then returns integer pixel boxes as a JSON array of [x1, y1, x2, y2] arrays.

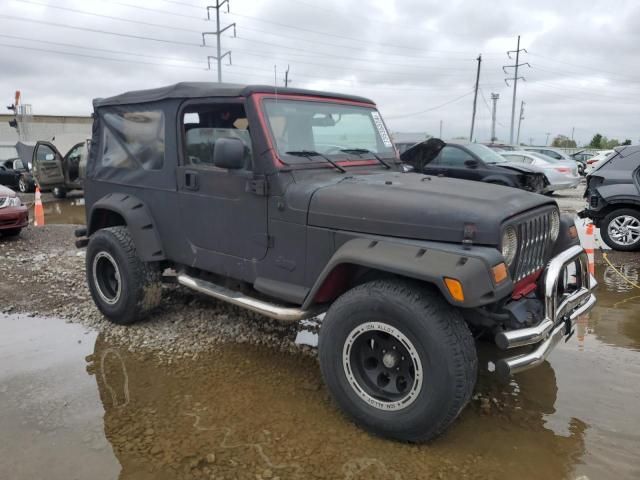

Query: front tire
[[318, 279, 477, 442], [86, 226, 162, 324], [601, 209, 640, 251]]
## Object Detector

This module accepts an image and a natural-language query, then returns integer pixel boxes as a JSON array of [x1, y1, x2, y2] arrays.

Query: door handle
[[184, 171, 199, 191]]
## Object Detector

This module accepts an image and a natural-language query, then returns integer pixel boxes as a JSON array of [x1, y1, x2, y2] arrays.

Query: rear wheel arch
[[88, 194, 165, 261]]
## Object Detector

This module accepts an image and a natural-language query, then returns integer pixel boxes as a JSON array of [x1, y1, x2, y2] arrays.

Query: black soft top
[[93, 82, 375, 108]]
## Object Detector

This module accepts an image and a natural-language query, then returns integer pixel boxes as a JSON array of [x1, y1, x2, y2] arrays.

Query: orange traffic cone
[[584, 223, 595, 274], [34, 185, 45, 226]]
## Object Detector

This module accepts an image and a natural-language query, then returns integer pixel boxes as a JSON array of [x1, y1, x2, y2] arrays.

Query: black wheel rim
[[343, 322, 422, 411], [92, 251, 121, 305]]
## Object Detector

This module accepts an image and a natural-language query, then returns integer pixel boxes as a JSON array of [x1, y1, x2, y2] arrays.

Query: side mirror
[[464, 159, 479, 168], [213, 137, 245, 170], [45, 153, 55, 161]]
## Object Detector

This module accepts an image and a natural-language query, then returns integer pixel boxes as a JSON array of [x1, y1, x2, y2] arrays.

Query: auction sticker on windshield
[[371, 111, 393, 148]]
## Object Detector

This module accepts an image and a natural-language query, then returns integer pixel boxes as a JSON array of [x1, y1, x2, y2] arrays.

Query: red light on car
[[555, 167, 570, 173]]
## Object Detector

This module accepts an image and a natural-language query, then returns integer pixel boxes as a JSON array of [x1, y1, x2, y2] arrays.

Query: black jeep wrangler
[[76, 83, 596, 442]]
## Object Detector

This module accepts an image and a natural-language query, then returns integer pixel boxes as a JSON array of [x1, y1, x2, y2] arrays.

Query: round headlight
[[501, 225, 518, 266], [550, 209, 560, 242]]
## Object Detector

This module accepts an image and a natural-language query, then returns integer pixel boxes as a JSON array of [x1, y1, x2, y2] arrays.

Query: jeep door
[[176, 100, 268, 262], [32, 141, 65, 189]]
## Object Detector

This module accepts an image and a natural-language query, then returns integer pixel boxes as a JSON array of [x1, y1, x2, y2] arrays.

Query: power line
[[0, 41, 206, 70], [0, 33, 202, 65], [0, 15, 204, 47], [385, 90, 475, 119]]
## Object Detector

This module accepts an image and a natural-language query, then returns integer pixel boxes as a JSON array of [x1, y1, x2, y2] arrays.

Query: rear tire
[[1, 228, 22, 237], [318, 279, 477, 442], [601, 208, 640, 251], [52, 187, 67, 199], [86, 226, 162, 325]]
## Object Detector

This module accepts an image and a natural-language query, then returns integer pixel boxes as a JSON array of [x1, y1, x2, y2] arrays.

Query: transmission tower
[[503, 35, 530, 145], [203, 1, 236, 82]]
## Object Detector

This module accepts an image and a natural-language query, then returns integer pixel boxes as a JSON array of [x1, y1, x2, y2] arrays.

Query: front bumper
[[0, 205, 29, 230], [494, 245, 597, 377]]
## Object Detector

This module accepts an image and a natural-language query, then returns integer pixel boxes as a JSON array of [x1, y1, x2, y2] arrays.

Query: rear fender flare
[[88, 193, 165, 261]]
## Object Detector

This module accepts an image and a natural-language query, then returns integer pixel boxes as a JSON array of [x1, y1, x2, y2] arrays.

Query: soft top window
[[100, 108, 165, 171]]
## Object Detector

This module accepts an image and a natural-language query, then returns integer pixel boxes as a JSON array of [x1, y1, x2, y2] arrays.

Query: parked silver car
[[500, 150, 581, 194]]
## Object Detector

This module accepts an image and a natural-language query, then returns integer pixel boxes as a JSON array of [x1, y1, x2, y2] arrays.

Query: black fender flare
[[88, 193, 165, 261], [302, 237, 512, 309]]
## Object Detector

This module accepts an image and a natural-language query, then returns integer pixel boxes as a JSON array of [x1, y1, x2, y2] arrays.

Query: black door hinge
[[247, 177, 268, 196]]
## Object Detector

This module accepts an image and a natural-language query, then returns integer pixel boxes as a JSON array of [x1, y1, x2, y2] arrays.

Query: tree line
[[550, 133, 632, 149]]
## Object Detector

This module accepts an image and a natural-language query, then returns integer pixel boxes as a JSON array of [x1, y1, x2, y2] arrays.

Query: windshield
[[262, 99, 396, 164], [0, 146, 19, 161], [464, 143, 507, 163]]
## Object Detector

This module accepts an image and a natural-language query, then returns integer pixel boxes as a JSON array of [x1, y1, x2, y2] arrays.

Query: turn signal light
[[492, 263, 508, 284], [444, 278, 465, 302]]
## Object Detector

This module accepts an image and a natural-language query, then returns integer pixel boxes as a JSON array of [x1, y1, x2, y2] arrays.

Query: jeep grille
[[513, 210, 555, 282]]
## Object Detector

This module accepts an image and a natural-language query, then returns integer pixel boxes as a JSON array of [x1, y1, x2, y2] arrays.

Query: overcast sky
[[1, 0, 639, 145]]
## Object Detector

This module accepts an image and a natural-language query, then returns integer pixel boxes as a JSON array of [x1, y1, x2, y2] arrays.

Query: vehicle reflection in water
[[29, 196, 86, 225], [90, 332, 591, 480]]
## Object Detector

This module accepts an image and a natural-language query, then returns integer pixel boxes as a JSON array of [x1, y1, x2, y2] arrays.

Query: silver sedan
[[500, 150, 581, 194]]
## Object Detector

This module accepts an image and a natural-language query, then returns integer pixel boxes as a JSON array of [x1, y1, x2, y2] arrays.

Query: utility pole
[[284, 65, 291, 87], [545, 132, 551, 146], [469, 54, 482, 142], [571, 126, 575, 142], [516, 100, 525, 145], [529, 136, 533, 146], [203, 1, 236, 82], [439, 119, 443, 138], [503, 35, 530, 145], [490, 93, 499, 142]]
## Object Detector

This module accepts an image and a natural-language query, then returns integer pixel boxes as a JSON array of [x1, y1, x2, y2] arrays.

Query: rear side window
[[101, 109, 165, 170], [435, 146, 473, 166]]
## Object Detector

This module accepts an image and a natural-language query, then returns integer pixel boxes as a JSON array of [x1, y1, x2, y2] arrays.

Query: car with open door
[[401, 139, 548, 193], [31, 138, 87, 198], [579, 145, 640, 251], [75, 82, 596, 443]]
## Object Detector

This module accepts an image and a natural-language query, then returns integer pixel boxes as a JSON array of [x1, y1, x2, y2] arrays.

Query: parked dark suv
[[401, 139, 548, 193], [580, 145, 640, 250], [76, 83, 596, 442]]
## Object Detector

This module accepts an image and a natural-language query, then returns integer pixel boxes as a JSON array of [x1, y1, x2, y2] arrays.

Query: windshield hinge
[[247, 177, 268, 196]]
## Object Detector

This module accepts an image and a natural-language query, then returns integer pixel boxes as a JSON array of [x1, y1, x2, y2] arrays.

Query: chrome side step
[[177, 274, 322, 322]]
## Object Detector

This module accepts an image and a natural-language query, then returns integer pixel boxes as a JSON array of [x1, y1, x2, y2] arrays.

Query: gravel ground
[[0, 225, 314, 359]]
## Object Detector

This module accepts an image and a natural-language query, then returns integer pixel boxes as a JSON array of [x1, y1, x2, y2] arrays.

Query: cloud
[[1, 0, 638, 144]]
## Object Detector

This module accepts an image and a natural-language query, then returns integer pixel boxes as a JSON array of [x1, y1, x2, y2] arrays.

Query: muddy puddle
[[1, 253, 639, 480], [28, 197, 86, 225]]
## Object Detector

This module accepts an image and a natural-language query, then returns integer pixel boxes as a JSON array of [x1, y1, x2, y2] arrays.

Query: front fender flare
[[302, 237, 512, 309], [88, 193, 165, 261]]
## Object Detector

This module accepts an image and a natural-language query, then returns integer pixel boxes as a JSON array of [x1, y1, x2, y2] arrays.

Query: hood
[[306, 172, 553, 245], [0, 184, 16, 197]]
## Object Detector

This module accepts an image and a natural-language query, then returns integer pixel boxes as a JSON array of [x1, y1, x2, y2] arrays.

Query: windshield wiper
[[285, 150, 346, 173], [339, 148, 391, 169]]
